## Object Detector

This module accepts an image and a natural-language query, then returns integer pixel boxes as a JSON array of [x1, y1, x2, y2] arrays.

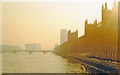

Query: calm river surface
[[2, 52, 87, 73]]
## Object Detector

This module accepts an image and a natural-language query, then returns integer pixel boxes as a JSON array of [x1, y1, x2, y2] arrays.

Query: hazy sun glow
[[2, 0, 118, 49]]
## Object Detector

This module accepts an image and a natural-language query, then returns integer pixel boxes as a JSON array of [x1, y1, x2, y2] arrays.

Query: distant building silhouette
[[25, 44, 41, 50], [1, 45, 21, 50], [60, 29, 67, 44]]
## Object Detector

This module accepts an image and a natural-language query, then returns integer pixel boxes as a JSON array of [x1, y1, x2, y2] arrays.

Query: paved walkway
[[68, 56, 119, 73]]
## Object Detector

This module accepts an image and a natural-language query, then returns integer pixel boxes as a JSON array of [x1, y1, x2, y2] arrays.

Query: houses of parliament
[[54, 1, 118, 61]]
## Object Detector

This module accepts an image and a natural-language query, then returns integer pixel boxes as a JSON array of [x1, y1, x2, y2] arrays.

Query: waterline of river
[[2, 52, 87, 73]]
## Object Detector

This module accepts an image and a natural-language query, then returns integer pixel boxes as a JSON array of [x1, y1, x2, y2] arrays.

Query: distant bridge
[[2, 50, 53, 54]]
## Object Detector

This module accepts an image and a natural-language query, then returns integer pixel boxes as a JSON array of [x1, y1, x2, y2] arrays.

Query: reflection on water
[[2, 52, 87, 73]]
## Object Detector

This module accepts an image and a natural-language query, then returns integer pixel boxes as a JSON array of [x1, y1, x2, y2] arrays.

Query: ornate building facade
[[54, 1, 118, 60]]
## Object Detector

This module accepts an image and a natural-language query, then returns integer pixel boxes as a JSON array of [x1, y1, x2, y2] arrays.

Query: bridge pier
[[29, 52, 32, 54], [14, 51, 17, 54], [43, 52, 46, 54]]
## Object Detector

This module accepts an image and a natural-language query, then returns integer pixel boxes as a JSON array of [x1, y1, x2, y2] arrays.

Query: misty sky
[[2, 0, 117, 49]]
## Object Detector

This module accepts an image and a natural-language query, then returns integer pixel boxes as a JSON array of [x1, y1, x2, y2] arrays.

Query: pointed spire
[[68, 29, 71, 33], [102, 3, 104, 21], [85, 19, 88, 25], [94, 19, 97, 25], [102, 4, 104, 9], [105, 2, 107, 10], [76, 29, 78, 33], [75, 29, 78, 37], [102, 3, 104, 12]]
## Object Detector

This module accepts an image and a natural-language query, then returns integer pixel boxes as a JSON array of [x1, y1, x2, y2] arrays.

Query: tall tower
[[68, 29, 78, 43], [102, 4, 104, 21], [60, 29, 68, 44], [85, 19, 88, 35], [105, 2, 108, 10]]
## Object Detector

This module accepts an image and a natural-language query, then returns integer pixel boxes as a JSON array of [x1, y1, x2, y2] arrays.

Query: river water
[[2, 52, 87, 73]]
